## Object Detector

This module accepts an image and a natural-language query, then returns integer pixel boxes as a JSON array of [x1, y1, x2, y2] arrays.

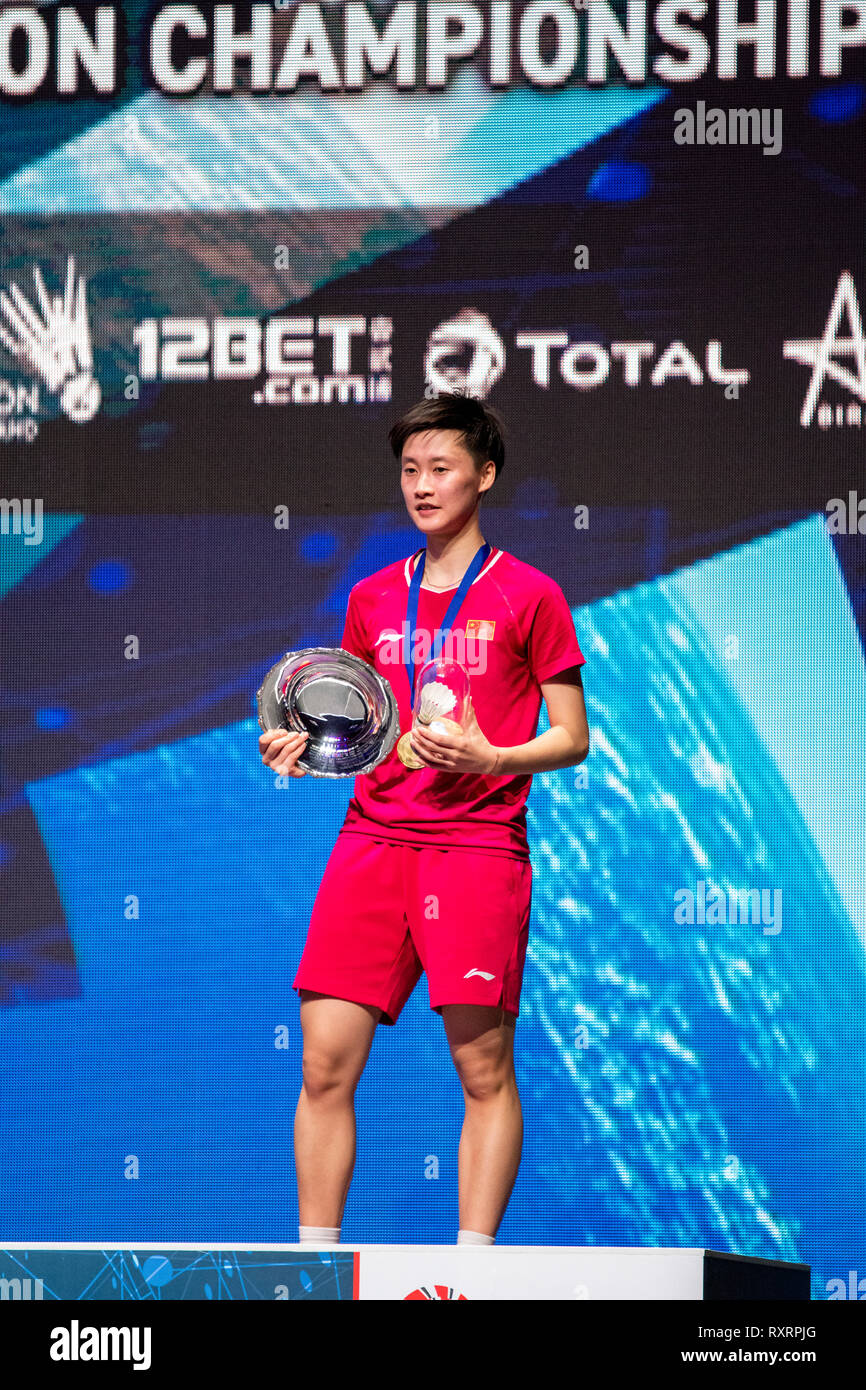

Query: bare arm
[[408, 666, 589, 777], [491, 666, 589, 776]]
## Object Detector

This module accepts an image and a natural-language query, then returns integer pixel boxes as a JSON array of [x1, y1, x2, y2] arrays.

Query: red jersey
[[338, 545, 585, 859]]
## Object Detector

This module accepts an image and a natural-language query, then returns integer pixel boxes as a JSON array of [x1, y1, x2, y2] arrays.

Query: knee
[[301, 1048, 357, 1102], [457, 1062, 516, 1103]]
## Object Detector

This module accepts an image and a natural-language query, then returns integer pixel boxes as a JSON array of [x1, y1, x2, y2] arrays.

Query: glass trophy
[[396, 655, 471, 770]]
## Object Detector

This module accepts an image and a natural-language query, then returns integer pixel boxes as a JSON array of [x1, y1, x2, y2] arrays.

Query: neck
[[421, 515, 486, 583]]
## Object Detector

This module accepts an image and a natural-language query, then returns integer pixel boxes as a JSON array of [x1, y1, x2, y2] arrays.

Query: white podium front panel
[[355, 1245, 706, 1300], [0, 1243, 810, 1300]]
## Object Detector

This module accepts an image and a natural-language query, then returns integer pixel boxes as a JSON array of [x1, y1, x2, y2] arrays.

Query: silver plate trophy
[[256, 647, 400, 778]]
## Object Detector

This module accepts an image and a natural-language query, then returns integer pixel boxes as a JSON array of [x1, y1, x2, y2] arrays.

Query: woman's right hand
[[259, 727, 310, 778]]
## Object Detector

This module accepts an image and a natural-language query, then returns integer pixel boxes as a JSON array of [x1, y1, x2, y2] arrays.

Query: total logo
[[404, 1284, 468, 1300], [0, 255, 101, 440], [423, 307, 749, 398]]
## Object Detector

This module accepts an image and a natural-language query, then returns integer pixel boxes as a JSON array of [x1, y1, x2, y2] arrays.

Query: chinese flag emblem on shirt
[[465, 619, 496, 641]]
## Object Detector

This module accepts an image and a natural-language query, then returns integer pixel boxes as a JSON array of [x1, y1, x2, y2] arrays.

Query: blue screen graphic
[[2, 10, 865, 1302]]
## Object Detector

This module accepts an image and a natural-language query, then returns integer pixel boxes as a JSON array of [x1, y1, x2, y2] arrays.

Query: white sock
[[298, 1225, 341, 1245], [457, 1228, 495, 1245]]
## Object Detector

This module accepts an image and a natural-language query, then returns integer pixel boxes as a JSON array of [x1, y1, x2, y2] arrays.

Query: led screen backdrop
[[1, 2, 865, 1301]]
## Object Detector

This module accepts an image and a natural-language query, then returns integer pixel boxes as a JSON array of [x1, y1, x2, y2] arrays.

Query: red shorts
[[293, 831, 532, 1026]]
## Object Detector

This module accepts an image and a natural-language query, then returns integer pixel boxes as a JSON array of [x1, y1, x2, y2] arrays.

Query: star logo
[[783, 271, 866, 427]]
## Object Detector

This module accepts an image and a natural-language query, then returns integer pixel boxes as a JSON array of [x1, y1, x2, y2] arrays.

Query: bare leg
[[441, 1003, 522, 1236], [294, 991, 381, 1228]]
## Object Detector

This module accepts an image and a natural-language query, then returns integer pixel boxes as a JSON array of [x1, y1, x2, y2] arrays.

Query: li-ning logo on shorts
[[464, 968, 496, 981], [0, 255, 101, 427]]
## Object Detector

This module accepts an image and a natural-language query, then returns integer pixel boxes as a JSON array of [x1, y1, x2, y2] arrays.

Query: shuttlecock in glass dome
[[414, 655, 470, 734], [396, 655, 472, 769]]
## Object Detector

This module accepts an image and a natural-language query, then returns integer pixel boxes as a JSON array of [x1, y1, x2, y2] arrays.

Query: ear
[[481, 460, 496, 491]]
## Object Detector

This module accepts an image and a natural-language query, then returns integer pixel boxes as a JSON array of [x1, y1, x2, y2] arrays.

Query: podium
[[0, 1244, 810, 1300]]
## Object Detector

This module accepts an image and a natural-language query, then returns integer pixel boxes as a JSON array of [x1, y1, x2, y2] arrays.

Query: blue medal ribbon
[[405, 542, 491, 711]]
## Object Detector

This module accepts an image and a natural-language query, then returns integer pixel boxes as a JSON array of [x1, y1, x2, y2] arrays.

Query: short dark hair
[[388, 391, 506, 480]]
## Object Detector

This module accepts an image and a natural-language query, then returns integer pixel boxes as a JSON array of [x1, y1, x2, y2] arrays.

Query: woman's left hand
[[409, 698, 501, 775]]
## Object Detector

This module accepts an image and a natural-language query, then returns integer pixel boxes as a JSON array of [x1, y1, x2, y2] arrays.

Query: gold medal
[[397, 729, 426, 769], [397, 717, 463, 770]]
